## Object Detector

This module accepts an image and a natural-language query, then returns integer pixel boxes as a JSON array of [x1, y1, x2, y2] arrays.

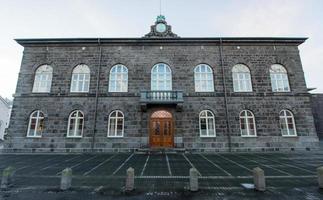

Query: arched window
[[232, 64, 252, 92], [279, 110, 297, 136], [109, 64, 128, 92], [108, 110, 124, 137], [67, 110, 84, 137], [270, 64, 290, 92], [239, 110, 256, 137], [27, 110, 45, 137], [70, 64, 90, 92], [194, 64, 214, 92], [151, 63, 172, 91], [32, 65, 53, 93], [199, 110, 216, 137]]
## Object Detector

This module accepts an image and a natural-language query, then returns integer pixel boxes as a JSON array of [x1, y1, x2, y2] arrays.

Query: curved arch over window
[[70, 64, 90, 92], [67, 110, 84, 137], [239, 110, 256, 137], [199, 110, 216, 137], [151, 63, 172, 91], [194, 64, 214, 92], [27, 110, 45, 137], [32, 65, 53, 93], [270, 64, 290, 92], [108, 110, 124, 137], [279, 110, 297, 136], [232, 64, 252, 92], [109, 64, 128, 92], [151, 110, 172, 118]]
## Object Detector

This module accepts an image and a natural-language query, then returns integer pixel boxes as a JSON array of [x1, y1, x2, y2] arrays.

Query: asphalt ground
[[1, 151, 323, 199]]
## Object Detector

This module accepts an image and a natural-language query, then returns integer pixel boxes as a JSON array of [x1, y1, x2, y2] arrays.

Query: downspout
[[219, 38, 232, 152], [91, 38, 102, 151]]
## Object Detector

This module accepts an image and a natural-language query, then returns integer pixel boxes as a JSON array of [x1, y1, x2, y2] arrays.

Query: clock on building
[[156, 23, 167, 33]]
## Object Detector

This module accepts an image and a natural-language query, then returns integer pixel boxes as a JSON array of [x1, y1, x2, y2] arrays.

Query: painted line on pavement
[[112, 153, 135, 175], [199, 154, 232, 176], [140, 154, 150, 176], [83, 154, 117, 176], [182, 154, 202, 176]]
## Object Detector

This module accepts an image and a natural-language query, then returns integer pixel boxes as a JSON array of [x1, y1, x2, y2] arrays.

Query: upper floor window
[[67, 110, 84, 138], [270, 64, 290, 92], [108, 110, 124, 137], [239, 110, 256, 137], [194, 64, 214, 92], [109, 64, 128, 92], [199, 110, 216, 137], [279, 110, 297, 136], [71, 64, 90, 93], [151, 63, 172, 91], [232, 64, 252, 92], [32, 65, 53, 93], [27, 110, 44, 137]]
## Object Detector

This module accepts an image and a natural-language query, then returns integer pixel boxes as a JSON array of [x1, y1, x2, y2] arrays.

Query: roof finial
[[159, 0, 162, 15]]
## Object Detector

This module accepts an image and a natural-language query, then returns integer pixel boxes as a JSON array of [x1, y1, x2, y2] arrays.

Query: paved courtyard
[[1, 151, 323, 199]]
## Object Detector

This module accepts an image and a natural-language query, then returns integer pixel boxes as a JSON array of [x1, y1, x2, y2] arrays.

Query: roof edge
[[15, 37, 308, 46]]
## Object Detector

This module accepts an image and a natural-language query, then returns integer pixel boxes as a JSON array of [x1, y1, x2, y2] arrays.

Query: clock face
[[156, 23, 167, 33]]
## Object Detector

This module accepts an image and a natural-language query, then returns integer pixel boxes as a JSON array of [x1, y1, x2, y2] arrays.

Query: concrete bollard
[[1, 166, 15, 189], [60, 168, 72, 190], [189, 168, 199, 192], [317, 166, 323, 188], [125, 167, 134, 191], [253, 167, 266, 192]]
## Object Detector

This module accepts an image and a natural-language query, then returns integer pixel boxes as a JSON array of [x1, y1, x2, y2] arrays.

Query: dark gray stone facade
[[3, 36, 319, 153], [311, 94, 323, 140]]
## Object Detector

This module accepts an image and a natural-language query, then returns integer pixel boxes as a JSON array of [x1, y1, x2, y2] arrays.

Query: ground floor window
[[240, 110, 256, 137], [27, 110, 44, 137], [279, 110, 297, 136], [67, 110, 84, 137], [108, 110, 124, 137], [199, 110, 216, 137]]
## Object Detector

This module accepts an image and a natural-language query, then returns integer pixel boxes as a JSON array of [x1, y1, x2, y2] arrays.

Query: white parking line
[[140, 154, 150, 176], [182, 154, 201, 176], [234, 154, 292, 176], [83, 154, 117, 176], [199, 154, 232, 176], [165, 153, 172, 176], [40, 156, 81, 171], [256, 155, 315, 174], [216, 154, 251, 172], [112, 153, 135, 175], [56, 155, 99, 175]]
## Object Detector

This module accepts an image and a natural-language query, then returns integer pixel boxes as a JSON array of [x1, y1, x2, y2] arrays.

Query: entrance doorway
[[149, 110, 174, 148]]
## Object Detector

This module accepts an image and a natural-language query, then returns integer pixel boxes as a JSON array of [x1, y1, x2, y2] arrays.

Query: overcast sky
[[0, 0, 322, 99]]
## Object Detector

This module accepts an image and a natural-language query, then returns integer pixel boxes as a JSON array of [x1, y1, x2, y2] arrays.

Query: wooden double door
[[149, 110, 174, 148]]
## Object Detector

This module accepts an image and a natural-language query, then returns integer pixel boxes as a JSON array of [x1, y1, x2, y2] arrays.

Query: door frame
[[149, 108, 175, 148]]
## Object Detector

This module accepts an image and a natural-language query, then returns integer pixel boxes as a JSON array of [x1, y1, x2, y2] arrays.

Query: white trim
[[32, 65, 53, 93], [232, 64, 253, 92], [109, 64, 128, 92], [279, 109, 297, 137], [26, 110, 44, 138], [270, 64, 290, 92], [107, 110, 124, 138], [67, 110, 84, 138], [151, 63, 172, 91], [194, 64, 214, 92], [239, 110, 257, 137], [70, 65, 90, 93]]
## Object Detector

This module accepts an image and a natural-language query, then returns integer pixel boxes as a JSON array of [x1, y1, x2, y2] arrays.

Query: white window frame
[[232, 64, 252, 92], [27, 110, 45, 138], [199, 110, 216, 137], [32, 65, 53, 93], [109, 64, 128, 92], [270, 64, 290, 92], [107, 110, 124, 138], [151, 63, 172, 91], [67, 110, 84, 138], [194, 64, 214, 92], [239, 110, 257, 137], [279, 110, 297, 137], [70, 64, 90, 93]]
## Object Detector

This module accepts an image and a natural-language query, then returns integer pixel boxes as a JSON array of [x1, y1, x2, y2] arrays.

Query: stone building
[[311, 94, 323, 140], [0, 96, 11, 140], [4, 16, 319, 152]]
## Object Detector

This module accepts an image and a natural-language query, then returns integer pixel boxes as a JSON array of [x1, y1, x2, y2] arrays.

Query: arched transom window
[[109, 64, 128, 92], [71, 64, 90, 93], [108, 110, 124, 137], [199, 110, 216, 137], [239, 110, 256, 137], [27, 110, 45, 137], [151, 63, 172, 91], [67, 110, 84, 137], [270, 64, 290, 92], [32, 65, 53, 93], [232, 64, 252, 92], [279, 110, 297, 136], [194, 64, 214, 92]]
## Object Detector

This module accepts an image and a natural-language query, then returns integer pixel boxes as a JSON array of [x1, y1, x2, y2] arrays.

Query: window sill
[[200, 136, 216, 138], [241, 135, 257, 138], [26, 136, 42, 138], [66, 136, 83, 138], [107, 136, 124, 138], [282, 135, 298, 137], [70, 91, 89, 93]]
